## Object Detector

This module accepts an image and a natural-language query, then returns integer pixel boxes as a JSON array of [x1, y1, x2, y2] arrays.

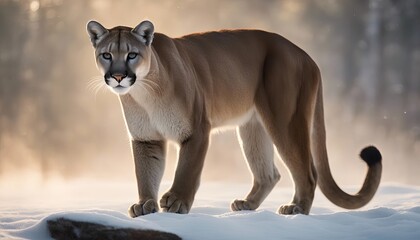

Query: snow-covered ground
[[1, 180, 419, 240]]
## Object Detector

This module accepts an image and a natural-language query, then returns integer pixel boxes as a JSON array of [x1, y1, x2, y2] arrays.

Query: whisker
[[88, 80, 105, 94], [87, 81, 102, 92], [142, 79, 162, 95], [137, 83, 151, 95], [142, 78, 161, 89], [86, 79, 99, 88], [94, 84, 106, 99], [140, 82, 154, 94], [87, 76, 103, 84], [86, 75, 109, 97], [86, 77, 104, 92], [145, 81, 162, 95], [93, 82, 103, 92]]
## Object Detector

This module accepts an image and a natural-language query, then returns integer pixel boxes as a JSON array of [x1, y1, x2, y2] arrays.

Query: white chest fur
[[148, 105, 192, 141], [119, 96, 161, 141], [120, 94, 191, 142]]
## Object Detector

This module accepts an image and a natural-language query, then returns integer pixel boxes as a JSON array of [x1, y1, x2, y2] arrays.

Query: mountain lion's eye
[[127, 52, 138, 60], [102, 52, 112, 60]]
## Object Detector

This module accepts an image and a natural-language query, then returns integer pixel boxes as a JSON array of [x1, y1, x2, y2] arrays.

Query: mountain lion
[[86, 20, 382, 217]]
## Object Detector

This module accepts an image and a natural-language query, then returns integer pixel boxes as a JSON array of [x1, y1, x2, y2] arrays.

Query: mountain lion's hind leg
[[231, 115, 280, 211], [129, 140, 166, 217], [275, 119, 317, 215], [256, 52, 319, 215], [258, 102, 317, 214]]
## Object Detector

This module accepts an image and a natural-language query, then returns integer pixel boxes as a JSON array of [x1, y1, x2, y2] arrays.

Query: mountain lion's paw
[[160, 191, 191, 214], [278, 203, 307, 215], [230, 199, 258, 211], [128, 199, 158, 217]]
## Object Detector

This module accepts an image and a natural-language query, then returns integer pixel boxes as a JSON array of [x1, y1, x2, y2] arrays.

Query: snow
[[1, 181, 420, 240]]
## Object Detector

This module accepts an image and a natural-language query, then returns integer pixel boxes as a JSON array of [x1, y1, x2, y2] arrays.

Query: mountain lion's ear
[[132, 20, 154, 46], [86, 20, 108, 47]]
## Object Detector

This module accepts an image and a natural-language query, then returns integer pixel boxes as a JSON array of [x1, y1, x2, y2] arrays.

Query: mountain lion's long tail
[[312, 80, 382, 209]]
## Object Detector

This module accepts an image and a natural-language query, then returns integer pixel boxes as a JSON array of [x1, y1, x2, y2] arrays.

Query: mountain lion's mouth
[[109, 85, 131, 95]]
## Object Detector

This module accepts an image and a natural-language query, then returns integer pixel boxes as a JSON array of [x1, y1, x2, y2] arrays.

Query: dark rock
[[47, 218, 182, 240]]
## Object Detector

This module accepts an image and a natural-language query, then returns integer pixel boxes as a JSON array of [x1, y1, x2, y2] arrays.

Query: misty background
[[0, 0, 419, 190]]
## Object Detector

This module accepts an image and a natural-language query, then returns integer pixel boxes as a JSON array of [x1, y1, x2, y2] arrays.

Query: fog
[[0, 0, 419, 190]]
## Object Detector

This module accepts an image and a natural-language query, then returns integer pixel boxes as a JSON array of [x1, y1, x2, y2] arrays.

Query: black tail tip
[[360, 146, 382, 167]]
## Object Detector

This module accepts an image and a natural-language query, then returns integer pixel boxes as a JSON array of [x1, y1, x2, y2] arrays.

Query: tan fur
[[87, 20, 382, 217]]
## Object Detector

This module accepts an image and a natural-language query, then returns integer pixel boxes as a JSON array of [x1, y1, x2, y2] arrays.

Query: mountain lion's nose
[[112, 73, 126, 82]]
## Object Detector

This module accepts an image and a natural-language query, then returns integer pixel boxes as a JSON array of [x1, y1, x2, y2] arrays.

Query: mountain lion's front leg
[[160, 125, 210, 214], [129, 140, 166, 217]]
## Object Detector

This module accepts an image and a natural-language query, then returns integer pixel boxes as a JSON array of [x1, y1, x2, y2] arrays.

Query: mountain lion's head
[[86, 20, 154, 95]]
